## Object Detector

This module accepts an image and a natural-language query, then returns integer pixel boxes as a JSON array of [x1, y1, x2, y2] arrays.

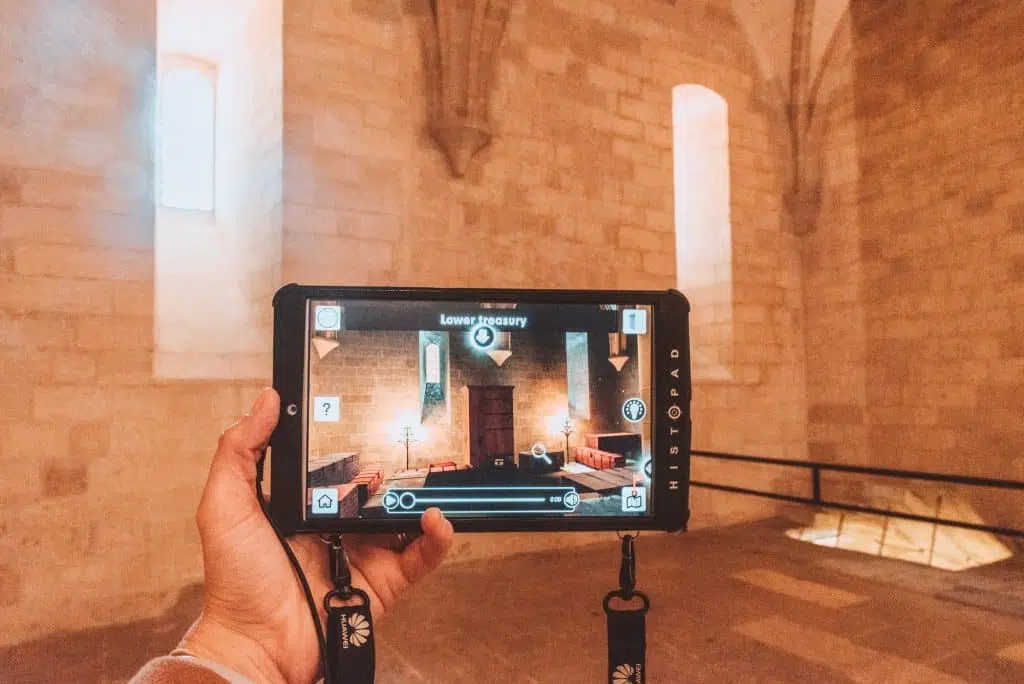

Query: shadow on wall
[[0, 583, 204, 684]]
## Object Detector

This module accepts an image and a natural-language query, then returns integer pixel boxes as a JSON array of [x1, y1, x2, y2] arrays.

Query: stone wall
[[281, 0, 808, 533], [855, 1, 1024, 527], [802, 13, 866, 468], [0, 0, 267, 646], [2, 0, 1019, 651], [308, 331, 421, 466], [0, 0, 807, 644], [804, 1, 1024, 526]]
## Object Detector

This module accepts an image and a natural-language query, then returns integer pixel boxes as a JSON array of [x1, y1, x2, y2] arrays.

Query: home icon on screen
[[312, 488, 339, 515]]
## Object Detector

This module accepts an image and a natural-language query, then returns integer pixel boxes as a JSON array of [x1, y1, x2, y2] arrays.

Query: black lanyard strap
[[603, 535, 649, 684], [324, 536, 375, 684]]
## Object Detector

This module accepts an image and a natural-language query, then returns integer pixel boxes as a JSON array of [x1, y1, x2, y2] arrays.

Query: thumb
[[199, 388, 281, 524]]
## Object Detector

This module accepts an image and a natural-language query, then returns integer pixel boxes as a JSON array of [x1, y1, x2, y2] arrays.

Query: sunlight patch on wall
[[153, 0, 282, 380], [157, 59, 216, 212], [672, 85, 734, 382]]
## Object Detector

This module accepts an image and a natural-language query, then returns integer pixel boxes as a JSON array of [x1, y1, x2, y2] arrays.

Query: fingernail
[[250, 389, 269, 414], [426, 507, 448, 529]]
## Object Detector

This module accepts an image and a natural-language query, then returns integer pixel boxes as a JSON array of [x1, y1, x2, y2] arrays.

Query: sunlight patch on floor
[[786, 488, 1013, 571], [997, 642, 1024, 664], [734, 616, 967, 684], [732, 569, 867, 608]]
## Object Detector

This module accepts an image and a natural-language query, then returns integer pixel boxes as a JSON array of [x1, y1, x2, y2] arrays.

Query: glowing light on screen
[[425, 343, 441, 383]]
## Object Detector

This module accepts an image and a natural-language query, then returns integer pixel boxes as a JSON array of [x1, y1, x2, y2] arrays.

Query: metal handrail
[[690, 449, 1024, 538]]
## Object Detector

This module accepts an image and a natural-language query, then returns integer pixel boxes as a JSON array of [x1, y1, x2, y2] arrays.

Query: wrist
[[179, 616, 287, 684]]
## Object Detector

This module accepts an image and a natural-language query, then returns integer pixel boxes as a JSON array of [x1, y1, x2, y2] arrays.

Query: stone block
[[631, 163, 671, 189], [807, 440, 838, 462], [0, 564, 20, 607], [18, 167, 141, 215], [0, 275, 114, 315], [351, 0, 401, 21], [0, 346, 50, 384], [0, 312, 74, 349], [52, 351, 98, 384], [642, 250, 676, 277], [0, 165, 22, 202], [642, 123, 672, 148], [0, 241, 13, 272], [603, 48, 649, 80], [0, 206, 151, 250], [0, 384, 34, 421], [284, 204, 338, 235], [32, 386, 114, 423], [1, 422, 70, 466], [92, 350, 154, 386], [74, 316, 153, 351], [284, 233, 394, 274], [363, 103, 399, 128], [337, 211, 402, 242], [585, 64, 640, 94], [70, 423, 110, 461], [41, 459, 88, 497], [617, 225, 672, 252], [13, 244, 151, 282], [526, 45, 569, 74], [112, 282, 153, 317]]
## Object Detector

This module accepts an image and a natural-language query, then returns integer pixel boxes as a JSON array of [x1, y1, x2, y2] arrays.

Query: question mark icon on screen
[[314, 397, 338, 422]]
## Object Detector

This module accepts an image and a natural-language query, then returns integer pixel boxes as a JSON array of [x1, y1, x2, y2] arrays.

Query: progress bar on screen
[[381, 486, 581, 515]]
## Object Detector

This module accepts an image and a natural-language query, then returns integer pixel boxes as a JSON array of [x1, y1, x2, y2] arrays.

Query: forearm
[[129, 654, 247, 684], [130, 618, 287, 684]]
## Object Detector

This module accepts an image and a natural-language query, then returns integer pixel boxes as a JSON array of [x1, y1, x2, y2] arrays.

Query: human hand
[[179, 388, 455, 684]]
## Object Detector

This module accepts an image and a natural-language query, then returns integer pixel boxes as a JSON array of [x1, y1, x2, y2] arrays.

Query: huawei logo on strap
[[613, 663, 640, 683], [346, 614, 370, 647]]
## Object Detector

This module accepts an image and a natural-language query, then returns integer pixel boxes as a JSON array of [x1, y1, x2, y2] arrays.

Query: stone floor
[[3, 518, 1023, 683]]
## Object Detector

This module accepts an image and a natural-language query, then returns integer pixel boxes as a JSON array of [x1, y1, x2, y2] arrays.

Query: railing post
[[689, 450, 1024, 538], [878, 499, 893, 557], [927, 494, 943, 567]]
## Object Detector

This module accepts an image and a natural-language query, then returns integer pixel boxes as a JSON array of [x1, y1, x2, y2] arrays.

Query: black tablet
[[269, 285, 691, 535]]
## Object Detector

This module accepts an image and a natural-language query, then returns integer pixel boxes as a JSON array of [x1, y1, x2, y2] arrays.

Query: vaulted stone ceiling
[[723, 0, 851, 234], [728, 0, 850, 103]]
